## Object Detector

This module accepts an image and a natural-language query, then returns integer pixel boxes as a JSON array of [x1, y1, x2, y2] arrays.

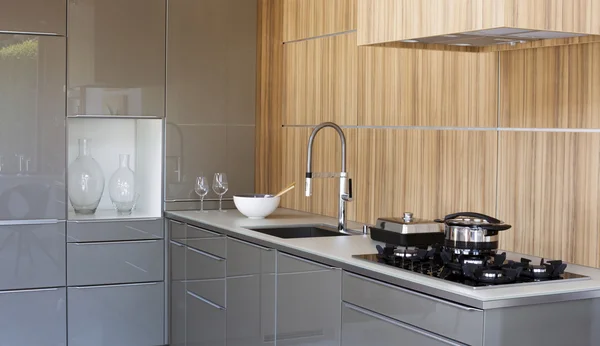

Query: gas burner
[[510, 258, 567, 280], [393, 247, 419, 258]]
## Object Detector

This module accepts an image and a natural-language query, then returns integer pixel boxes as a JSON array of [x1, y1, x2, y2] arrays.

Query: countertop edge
[[165, 211, 600, 310]]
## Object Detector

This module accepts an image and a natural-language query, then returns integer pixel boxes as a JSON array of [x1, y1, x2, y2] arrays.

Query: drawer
[[186, 245, 226, 280], [227, 237, 274, 276], [187, 224, 223, 239], [170, 240, 186, 281], [277, 252, 335, 274], [67, 239, 164, 286], [187, 278, 226, 309], [67, 219, 163, 242], [186, 236, 226, 258], [0, 287, 66, 346], [342, 272, 483, 346], [0, 221, 66, 290], [68, 282, 164, 346], [169, 219, 186, 241]]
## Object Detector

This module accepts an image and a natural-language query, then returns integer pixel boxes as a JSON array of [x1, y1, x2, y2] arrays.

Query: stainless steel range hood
[[358, 0, 600, 52]]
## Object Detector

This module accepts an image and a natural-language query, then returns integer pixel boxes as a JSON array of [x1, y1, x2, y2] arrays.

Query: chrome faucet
[[305, 122, 353, 232]]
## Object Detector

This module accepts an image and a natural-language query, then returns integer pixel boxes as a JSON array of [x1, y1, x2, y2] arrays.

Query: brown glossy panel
[[283, 0, 356, 42]]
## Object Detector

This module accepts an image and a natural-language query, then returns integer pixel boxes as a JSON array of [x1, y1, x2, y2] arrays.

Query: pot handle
[[434, 212, 502, 224]]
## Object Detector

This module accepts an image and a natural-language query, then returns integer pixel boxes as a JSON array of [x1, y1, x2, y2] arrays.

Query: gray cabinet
[[342, 303, 460, 346], [186, 288, 226, 346], [0, 34, 66, 220], [0, 0, 66, 35], [68, 282, 165, 346], [276, 252, 342, 346], [170, 240, 186, 346], [67, 218, 163, 242], [0, 287, 66, 346], [67, 0, 165, 117], [0, 222, 65, 290]]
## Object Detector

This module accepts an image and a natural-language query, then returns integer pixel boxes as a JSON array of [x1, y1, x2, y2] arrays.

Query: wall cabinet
[[0, 0, 66, 35], [342, 303, 459, 346]]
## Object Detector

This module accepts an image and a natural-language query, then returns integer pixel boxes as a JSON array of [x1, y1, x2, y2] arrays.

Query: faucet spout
[[305, 122, 352, 232]]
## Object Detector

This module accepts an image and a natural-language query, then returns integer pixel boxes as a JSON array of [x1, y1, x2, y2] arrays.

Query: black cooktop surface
[[353, 245, 588, 288]]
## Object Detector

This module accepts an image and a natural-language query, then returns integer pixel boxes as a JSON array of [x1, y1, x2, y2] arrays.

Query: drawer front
[[169, 219, 186, 242], [186, 236, 226, 258], [68, 282, 164, 346], [186, 287, 226, 346], [0, 0, 66, 35], [187, 279, 226, 309], [186, 246, 226, 280], [187, 224, 222, 239], [67, 240, 164, 286], [0, 287, 66, 346], [67, 219, 163, 242], [227, 237, 274, 276], [342, 272, 483, 346], [170, 240, 186, 281], [342, 303, 460, 346], [170, 280, 186, 346], [0, 221, 66, 290], [277, 252, 334, 273]]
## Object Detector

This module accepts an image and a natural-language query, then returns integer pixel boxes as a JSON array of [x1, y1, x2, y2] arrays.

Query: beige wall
[[256, 0, 600, 267]]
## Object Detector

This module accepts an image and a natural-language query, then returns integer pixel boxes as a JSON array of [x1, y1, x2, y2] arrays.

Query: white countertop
[[165, 208, 600, 309]]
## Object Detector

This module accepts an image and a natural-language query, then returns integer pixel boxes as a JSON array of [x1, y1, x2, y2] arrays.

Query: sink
[[246, 225, 350, 239]]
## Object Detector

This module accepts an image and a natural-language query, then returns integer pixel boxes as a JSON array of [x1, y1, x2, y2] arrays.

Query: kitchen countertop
[[166, 208, 600, 310]]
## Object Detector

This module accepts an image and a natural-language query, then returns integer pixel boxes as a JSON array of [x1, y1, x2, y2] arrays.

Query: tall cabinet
[[0, 0, 67, 344]]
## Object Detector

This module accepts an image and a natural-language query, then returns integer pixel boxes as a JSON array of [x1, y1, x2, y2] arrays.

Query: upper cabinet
[[67, 0, 166, 117], [0, 0, 66, 35], [357, 0, 600, 52]]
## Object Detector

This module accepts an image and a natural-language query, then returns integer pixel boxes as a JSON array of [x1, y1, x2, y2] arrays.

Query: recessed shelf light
[[450, 43, 472, 46], [401, 39, 419, 43]]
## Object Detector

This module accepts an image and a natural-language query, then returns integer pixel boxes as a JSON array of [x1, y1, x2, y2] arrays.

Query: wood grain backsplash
[[256, 0, 600, 267]]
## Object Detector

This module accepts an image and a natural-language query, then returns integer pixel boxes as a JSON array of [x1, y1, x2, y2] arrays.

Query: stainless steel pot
[[435, 212, 511, 251]]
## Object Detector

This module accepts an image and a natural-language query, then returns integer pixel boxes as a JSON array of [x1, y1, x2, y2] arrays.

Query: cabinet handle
[[187, 290, 225, 310], [71, 282, 159, 289], [280, 252, 336, 270], [345, 272, 482, 312], [0, 287, 60, 294], [0, 219, 60, 226], [187, 225, 222, 237], [72, 239, 160, 246], [229, 237, 272, 251], [187, 246, 225, 261], [170, 240, 185, 247], [343, 303, 462, 346], [169, 220, 185, 226]]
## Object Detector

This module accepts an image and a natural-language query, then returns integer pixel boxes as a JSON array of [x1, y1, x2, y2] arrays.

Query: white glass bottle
[[68, 138, 105, 214], [108, 154, 137, 215]]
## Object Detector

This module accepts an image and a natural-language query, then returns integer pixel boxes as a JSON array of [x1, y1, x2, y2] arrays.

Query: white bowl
[[233, 194, 280, 219]]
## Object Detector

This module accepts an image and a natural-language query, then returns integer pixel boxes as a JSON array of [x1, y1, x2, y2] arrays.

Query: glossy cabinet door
[[186, 288, 226, 346], [0, 34, 66, 220], [67, 218, 164, 242], [276, 253, 342, 346], [0, 0, 66, 35], [342, 303, 460, 346], [67, 0, 165, 117], [0, 222, 66, 290], [170, 239, 186, 346], [0, 287, 66, 346], [68, 282, 165, 346]]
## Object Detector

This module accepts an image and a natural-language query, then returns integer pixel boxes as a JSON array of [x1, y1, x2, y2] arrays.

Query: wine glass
[[195, 176, 209, 212], [212, 173, 229, 212]]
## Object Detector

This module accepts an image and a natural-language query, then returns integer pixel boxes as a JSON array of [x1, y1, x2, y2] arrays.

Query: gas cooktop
[[353, 245, 589, 289]]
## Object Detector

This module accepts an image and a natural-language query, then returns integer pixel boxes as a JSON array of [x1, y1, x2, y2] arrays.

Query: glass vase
[[108, 154, 138, 215], [68, 138, 105, 214]]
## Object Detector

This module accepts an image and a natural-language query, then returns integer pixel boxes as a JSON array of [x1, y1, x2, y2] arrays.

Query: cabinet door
[[67, 0, 165, 116], [0, 222, 66, 290], [0, 34, 66, 220], [0, 287, 66, 346], [170, 280, 186, 346], [0, 0, 66, 35], [277, 254, 342, 346], [68, 282, 164, 346], [186, 289, 226, 346], [342, 303, 461, 346]]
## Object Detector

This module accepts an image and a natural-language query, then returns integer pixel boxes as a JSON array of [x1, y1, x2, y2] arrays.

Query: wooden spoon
[[274, 182, 295, 197]]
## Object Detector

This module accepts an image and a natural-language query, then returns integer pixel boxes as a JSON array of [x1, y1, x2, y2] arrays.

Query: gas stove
[[353, 244, 589, 288]]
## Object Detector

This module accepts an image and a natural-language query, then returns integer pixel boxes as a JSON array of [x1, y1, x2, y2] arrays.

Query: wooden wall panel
[[280, 127, 357, 220], [283, 0, 357, 42], [500, 42, 600, 128], [283, 32, 358, 125], [497, 131, 600, 267], [354, 129, 497, 224], [255, 0, 283, 194], [359, 47, 498, 127]]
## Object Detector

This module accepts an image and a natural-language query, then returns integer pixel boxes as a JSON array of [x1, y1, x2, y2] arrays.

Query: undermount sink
[[246, 225, 351, 239]]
